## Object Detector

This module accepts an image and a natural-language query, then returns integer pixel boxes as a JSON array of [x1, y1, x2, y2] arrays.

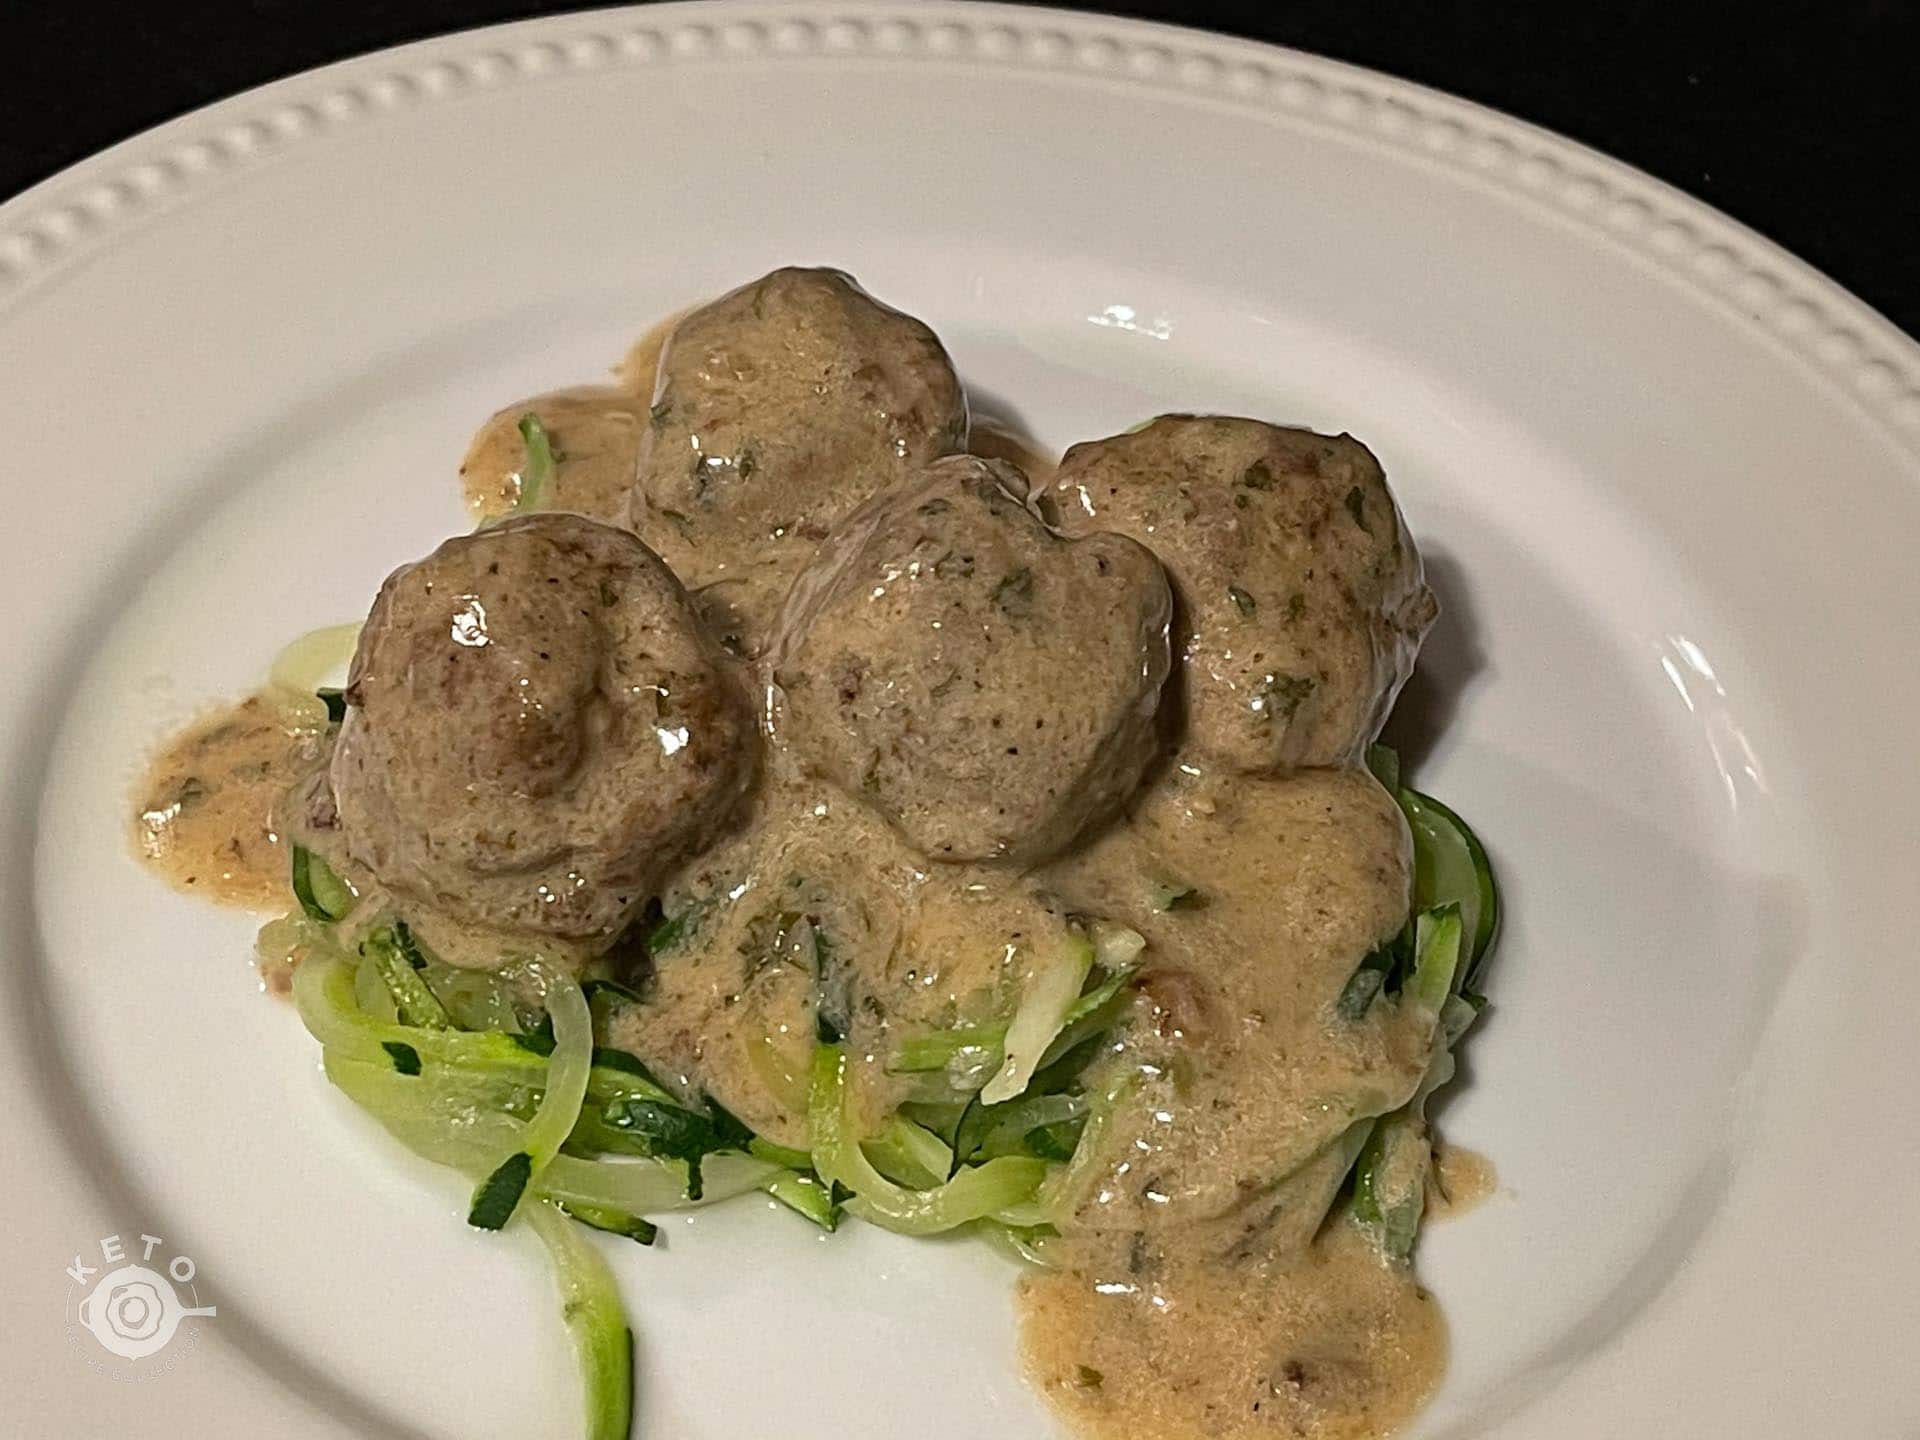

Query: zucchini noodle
[[275, 727, 1495, 1437], [266, 621, 362, 723], [982, 936, 1094, 1104], [808, 1043, 1048, 1236], [525, 1200, 634, 1440], [465, 960, 592, 1228]]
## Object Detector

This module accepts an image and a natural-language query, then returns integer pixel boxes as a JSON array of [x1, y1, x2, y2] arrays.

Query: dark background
[[4, 1, 1915, 339]]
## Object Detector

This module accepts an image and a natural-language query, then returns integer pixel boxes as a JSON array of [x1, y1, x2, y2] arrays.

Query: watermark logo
[[64, 1233, 215, 1377]]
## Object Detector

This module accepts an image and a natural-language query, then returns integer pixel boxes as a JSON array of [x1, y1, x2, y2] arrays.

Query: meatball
[[1039, 765, 1422, 1229], [330, 513, 753, 950], [459, 386, 642, 527], [1048, 416, 1436, 772], [631, 267, 968, 655], [771, 455, 1172, 865]]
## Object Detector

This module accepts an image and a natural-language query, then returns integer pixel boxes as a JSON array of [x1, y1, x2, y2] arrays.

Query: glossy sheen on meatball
[[331, 513, 754, 945], [631, 267, 968, 656], [458, 386, 643, 527], [1049, 417, 1436, 773], [771, 455, 1172, 865]]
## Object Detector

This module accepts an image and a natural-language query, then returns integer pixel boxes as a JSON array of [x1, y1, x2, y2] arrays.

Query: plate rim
[[3, 0, 1918, 461]]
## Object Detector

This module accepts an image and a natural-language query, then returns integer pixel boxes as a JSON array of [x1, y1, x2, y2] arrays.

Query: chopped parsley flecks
[[1150, 881, 1204, 913], [1255, 673, 1317, 725]]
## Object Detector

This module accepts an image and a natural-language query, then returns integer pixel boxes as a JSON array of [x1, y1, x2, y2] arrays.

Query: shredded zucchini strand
[[525, 1200, 634, 1440]]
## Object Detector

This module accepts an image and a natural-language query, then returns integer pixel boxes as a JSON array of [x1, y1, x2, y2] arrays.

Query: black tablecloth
[[4, 1, 1914, 338]]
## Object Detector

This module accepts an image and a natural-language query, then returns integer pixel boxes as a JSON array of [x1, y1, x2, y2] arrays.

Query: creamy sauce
[[1427, 1142, 1497, 1220], [1015, 762, 1445, 1439], [133, 283, 1484, 1440], [969, 419, 1058, 484], [132, 693, 326, 909], [461, 311, 685, 524], [1023, 1219, 1445, 1440], [603, 754, 1083, 1147], [460, 386, 644, 526], [614, 310, 684, 394], [1040, 766, 1425, 1230]]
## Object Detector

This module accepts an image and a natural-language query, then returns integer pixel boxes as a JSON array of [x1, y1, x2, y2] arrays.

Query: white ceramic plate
[[5, 4, 1918, 1436]]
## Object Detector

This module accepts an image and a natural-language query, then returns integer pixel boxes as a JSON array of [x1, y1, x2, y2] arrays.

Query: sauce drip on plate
[[132, 693, 324, 910]]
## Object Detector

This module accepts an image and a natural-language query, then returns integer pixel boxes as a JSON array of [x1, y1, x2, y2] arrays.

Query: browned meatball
[[631, 267, 968, 656], [1048, 417, 1436, 772], [330, 513, 753, 949], [771, 455, 1172, 865]]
